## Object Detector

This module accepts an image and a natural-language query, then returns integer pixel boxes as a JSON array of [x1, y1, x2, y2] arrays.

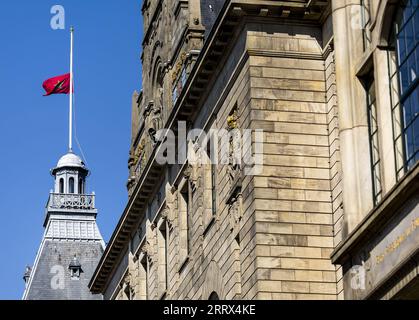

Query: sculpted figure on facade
[[226, 108, 241, 188], [165, 183, 177, 230], [228, 193, 243, 238], [185, 141, 203, 192]]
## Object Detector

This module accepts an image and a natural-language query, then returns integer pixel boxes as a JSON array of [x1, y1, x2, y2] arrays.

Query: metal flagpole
[[69, 26, 74, 152]]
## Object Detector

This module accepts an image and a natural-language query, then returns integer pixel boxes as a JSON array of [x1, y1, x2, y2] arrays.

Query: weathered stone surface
[[96, 0, 346, 301]]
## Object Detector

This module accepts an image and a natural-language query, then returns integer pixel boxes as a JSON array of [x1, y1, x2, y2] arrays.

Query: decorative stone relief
[[227, 108, 239, 130], [165, 184, 178, 230], [172, 52, 187, 85], [160, 207, 174, 230], [189, 141, 206, 191], [148, 103, 162, 145], [133, 139, 146, 167], [228, 193, 243, 238], [141, 241, 155, 266], [226, 107, 241, 190]]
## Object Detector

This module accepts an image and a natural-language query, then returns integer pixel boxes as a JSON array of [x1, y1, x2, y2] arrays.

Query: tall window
[[389, 0, 419, 178], [203, 131, 217, 233], [59, 178, 64, 194], [178, 181, 190, 268], [69, 177, 75, 194], [158, 219, 168, 297], [78, 178, 84, 194], [366, 76, 383, 205]]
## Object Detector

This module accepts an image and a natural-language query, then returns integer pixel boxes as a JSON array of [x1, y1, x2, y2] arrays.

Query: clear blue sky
[[0, 0, 142, 299]]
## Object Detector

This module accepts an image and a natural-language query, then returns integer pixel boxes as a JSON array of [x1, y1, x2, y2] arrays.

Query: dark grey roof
[[69, 256, 81, 269], [201, 0, 226, 39], [24, 240, 104, 300]]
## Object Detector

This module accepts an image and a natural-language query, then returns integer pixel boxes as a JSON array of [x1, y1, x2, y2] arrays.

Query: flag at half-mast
[[42, 73, 71, 96]]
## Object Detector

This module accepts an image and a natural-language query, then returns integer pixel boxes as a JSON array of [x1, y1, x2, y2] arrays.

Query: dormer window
[[69, 256, 82, 280]]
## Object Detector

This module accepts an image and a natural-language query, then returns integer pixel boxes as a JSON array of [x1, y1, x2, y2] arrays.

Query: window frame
[[388, 0, 419, 178]]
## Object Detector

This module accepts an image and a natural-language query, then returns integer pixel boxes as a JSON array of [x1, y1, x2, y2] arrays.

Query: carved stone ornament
[[186, 142, 203, 191], [227, 109, 239, 131], [144, 100, 154, 116], [229, 197, 239, 228], [165, 188, 178, 229], [134, 139, 146, 166], [160, 207, 174, 229], [226, 107, 241, 188], [172, 51, 187, 84], [124, 272, 132, 286], [228, 194, 243, 234], [140, 243, 149, 256], [148, 103, 162, 146], [141, 241, 155, 266]]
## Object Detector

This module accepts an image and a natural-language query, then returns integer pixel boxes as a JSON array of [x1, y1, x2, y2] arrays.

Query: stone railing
[[47, 193, 95, 210]]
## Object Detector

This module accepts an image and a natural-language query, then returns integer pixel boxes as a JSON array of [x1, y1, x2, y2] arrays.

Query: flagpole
[[69, 26, 74, 152]]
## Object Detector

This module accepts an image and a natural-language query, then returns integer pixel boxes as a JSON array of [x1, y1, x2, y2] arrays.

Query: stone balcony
[[47, 193, 96, 211]]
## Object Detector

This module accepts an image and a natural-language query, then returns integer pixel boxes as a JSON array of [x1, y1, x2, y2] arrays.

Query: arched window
[[69, 177, 75, 194], [78, 178, 84, 194], [59, 178, 64, 194], [208, 292, 220, 300], [389, 0, 419, 178]]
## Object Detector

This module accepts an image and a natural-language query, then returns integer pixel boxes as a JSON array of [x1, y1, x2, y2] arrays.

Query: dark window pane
[[404, 1, 413, 22], [415, 46, 419, 76], [403, 96, 413, 125], [395, 3, 419, 173], [69, 177, 75, 194], [405, 126, 415, 160], [406, 20, 415, 53], [408, 157, 416, 168], [414, 117, 419, 151], [398, 29, 407, 62], [400, 60, 410, 94], [413, 87, 419, 117], [408, 51, 418, 84]]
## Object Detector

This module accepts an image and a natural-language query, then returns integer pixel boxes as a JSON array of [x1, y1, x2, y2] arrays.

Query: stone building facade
[[330, 0, 419, 300], [89, 0, 419, 300]]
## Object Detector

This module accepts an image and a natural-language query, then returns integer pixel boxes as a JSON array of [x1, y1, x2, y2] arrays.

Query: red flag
[[42, 73, 71, 96]]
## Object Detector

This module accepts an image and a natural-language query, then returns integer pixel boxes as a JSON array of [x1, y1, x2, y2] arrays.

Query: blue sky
[[0, 1, 142, 299]]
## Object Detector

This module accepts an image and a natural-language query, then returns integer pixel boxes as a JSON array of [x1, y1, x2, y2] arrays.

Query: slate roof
[[24, 240, 104, 300], [201, 0, 227, 39]]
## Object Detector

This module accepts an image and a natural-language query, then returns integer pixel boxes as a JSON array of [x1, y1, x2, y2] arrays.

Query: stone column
[[332, 0, 374, 235]]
